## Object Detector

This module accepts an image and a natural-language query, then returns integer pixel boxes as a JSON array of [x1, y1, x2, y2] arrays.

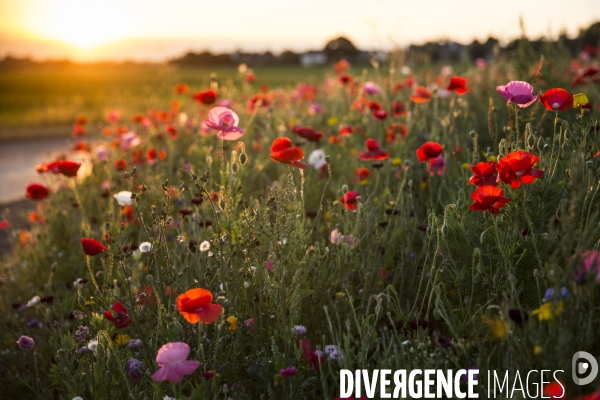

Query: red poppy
[[372, 109, 388, 120], [572, 76, 585, 87], [496, 151, 544, 188], [539, 88, 574, 112], [0, 220, 10, 229], [359, 139, 390, 161], [391, 100, 407, 117], [335, 59, 351, 74], [410, 87, 432, 103], [71, 124, 86, 138], [105, 302, 132, 329], [447, 76, 468, 94], [147, 148, 158, 163], [416, 142, 443, 162], [176, 288, 223, 324], [581, 67, 599, 78], [340, 191, 360, 211], [298, 339, 325, 371], [352, 168, 370, 183], [245, 72, 255, 83], [81, 238, 107, 256], [174, 83, 189, 94], [386, 123, 409, 143], [339, 125, 354, 136], [468, 161, 497, 186], [393, 78, 415, 92], [71, 141, 89, 152], [247, 93, 270, 112], [469, 186, 510, 214], [75, 115, 88, 125], [115, 159, 128, 171], [270, 137, 308, 169], [165, 125, 178, 139], [26, 183, 50, 200], [194, 90, 217, 105], [292, 126, 323, 142], [56, 160, 81, 177], [338, 74, 353, 85], [542, 381, 565, 399]]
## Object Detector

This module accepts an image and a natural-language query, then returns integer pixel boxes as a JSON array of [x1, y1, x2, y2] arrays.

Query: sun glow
[[32, 1, 127, 49]]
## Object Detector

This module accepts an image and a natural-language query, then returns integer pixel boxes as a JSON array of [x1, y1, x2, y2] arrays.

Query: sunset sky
[[1, 0, 599, 62]]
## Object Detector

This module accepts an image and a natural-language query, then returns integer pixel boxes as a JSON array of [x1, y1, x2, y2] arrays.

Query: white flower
[[308, 149, 327, 170], [72, 397, 84, 400], [401, 66, 412, 75], [73, 278, 86, 289], [25, 296, 40, 308], [113, 191, 132, 206], [87, 340, 98, 352], [243, 281, 250, 289], [139, 242, 152, 253], [199, 240, 210, 252]]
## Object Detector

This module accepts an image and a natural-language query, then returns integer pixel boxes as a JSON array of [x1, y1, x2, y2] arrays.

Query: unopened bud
[[146, 275, 154, 283]]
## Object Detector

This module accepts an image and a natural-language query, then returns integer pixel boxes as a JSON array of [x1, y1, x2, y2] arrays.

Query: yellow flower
[[114, 334, 131, 345], [533, 345, 543, 356], [488, 155, 497, 162], [359, 179, 369, 187], [327, 117, 339, 126], [532, 301, 564, 321], [421, 182, 428, 191], [290, 118, 299, 125], [372, 197, 379, 205], [462, 163, 471, 170], [573, 93, 590, 108], [484, 317, 509, 340], [227, 316, 238, 332], [336, 292, 345, 298], [392, 157, 402, 166]]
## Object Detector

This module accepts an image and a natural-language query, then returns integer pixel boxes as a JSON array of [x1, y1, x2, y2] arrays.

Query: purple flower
[[325, 345, 344, 361], [26, 319, 43, 329], [561, 287, 569, 297], [292, 325, 307, 335], [496, 81, 538, 108], [544, 288, 555, 301], [73, 325, 90, 342], [125, 358, 145, 381], [76, 346, 88, 354], [128, 338, 142, 348], [461, 367, 479, 381], [363, 81, 381, 95], [17, 335, 34, 350], [307, 103, 323, 115], [280, 366, 297, 377]]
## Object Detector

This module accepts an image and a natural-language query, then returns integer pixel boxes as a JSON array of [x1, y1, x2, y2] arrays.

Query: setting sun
[[29, 1, 127, 49]]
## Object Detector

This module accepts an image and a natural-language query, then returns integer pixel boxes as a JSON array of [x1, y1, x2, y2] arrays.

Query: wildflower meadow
[[4, 44, 600, 400]]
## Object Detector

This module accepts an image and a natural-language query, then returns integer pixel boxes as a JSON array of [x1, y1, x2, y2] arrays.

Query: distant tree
[[323, 37, 359, 62], [279, 50, 300, 65]]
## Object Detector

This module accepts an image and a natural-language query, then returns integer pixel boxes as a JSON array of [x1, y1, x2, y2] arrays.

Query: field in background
[[0, 63, 331, 139]]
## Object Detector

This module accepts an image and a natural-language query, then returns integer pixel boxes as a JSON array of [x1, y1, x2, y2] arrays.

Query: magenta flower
[[280, 366, 297, 377], [17, 335, 34, 349], [363, 81, 381, 95], [204, 107, 244, 140], [427, 155, 445, 176], [573, 250, 600, 282], [495, 81, 538, 108], [151, 342, 200, 383]]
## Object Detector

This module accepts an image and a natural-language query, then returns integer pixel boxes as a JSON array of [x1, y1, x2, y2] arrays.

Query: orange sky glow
[[1, 0, 599, 62]]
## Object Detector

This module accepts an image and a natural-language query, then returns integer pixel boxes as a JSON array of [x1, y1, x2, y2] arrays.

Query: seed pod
[[146, 275, 154, 283], [477, 262, 485, 275]]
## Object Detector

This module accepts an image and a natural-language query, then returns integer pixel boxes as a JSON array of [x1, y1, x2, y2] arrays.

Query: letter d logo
[[572, 351, 598, 385]]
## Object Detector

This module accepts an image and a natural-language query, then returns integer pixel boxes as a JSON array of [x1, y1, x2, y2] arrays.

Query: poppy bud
[[113, 287, 120, 297], [239, 152, 247, 165], [533, 269, 541, 278], [480, 230, 488, 244], [78, 296, 85, 307], [132, 166, 137, 174], [469, 131, 477, 138], [586, 160, 594, 169], [146, 275, 154, 283], [477, 262, 485, 274], [404, 160, 411, 167], [527, 134, 536, 148], [95, 343, 105, 358], [325, 155, 331, 163], [341, 185, 348, 195], [441, 225, 449, 236], [473, 274, 481, 284], [216, 296, 228, 306]]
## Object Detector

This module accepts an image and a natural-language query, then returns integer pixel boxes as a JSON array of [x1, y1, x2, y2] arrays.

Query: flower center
[[552, 102, 560, 110]]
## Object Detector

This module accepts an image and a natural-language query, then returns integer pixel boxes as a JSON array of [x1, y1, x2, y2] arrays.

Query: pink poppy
[[151, 342, 201, 383], [496, 81, 538, 108], [363, 81, 381, 95], [120, 132, 141, 150], [204, 107, 245, 141]]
